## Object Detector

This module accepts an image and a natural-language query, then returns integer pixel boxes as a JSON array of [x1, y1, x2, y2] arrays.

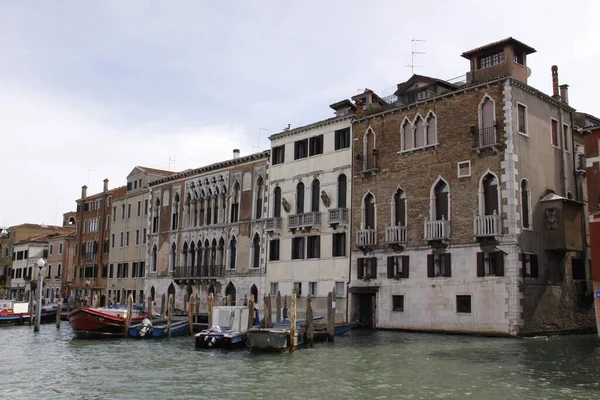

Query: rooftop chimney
[[551, 65, 560, 99], [103, 178, 109, 193], [559, 84, 569, 105], [81, 185, 88, 199], [233, 149, 240, 159]]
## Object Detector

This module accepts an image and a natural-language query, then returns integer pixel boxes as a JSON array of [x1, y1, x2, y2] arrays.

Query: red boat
[[69, 307, 149, 339]]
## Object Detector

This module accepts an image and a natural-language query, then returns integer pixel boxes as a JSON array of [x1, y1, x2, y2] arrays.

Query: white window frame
[[550, 117, 560, 149], [563, 123, 571, 153], [520, 178, 533, 231], [517, 102, 528, 137], [457, 160, 471, 178]]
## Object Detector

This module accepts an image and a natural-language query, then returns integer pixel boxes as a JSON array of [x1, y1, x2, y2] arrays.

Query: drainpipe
[[346, 125, 353, 323], [571, 112, 589, 282]]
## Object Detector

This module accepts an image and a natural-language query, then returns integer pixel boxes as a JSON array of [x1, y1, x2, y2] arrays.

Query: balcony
[[328, 208, 349, 227], [472, 126, 500, 154], [384, 226, 407, 251], [356, 229, 377, 253], [474, 213, 501, 238], [173, 265, 224, 282], [82, 252, 97, 261], [265, 217, 282, 233], [288, 212, 321, 231], [424, 219, 451, 241]]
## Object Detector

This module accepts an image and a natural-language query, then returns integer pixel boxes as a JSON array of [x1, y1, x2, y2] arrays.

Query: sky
[[1, 0, 599, 227]]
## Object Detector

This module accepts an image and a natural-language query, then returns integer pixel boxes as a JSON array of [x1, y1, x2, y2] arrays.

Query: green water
[[1, 325, 599, 399]]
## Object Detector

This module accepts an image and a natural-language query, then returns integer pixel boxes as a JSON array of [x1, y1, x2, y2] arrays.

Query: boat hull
[[128, 317, 189, 338], [195, 331, 246, 350], [0, 310, 57, 326], [70, 307, 147, 339], [245, 328, 304, 352]]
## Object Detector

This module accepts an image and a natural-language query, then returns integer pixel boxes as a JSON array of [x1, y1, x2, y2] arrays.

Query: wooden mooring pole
[[208, 292, 214, 327], [188, 293, 195, 336], [56, 301, 61, 329], [327, 291, 334, 342], [160, 293, 166, 318], [167, 294, 174, 338], [248, 295, 255, 330], [306, 295, 313, 347], [29, 292, 34, 326], [226, 294, 232, 306], [147, 295, 153, 317], [124, 294, 133, 338], [289, 292, 297, 352], [263, 293, 270, 328], [276, 291, 282, 323]]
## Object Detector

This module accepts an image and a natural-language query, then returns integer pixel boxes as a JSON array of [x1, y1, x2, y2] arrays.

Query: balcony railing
[[82, 252, 97, 261], [424, 219, 451, 241], [265, 217, 282, 233], [356, 229, 377, 247], [474, 213, 501, 237], [384, 226, 407, 244], [173, 265, 224, 279], [288, 212, 321, 230], [328, 208, 349, 225], [473, 126, 498, 149]]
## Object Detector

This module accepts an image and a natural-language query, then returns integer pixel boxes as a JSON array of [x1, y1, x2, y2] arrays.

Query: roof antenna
[[168, 154, 176, 171], [406, 39, 426, 75], [253, 128, 270, 153]]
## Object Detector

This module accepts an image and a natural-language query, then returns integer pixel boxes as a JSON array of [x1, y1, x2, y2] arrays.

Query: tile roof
[[15, 228, 76, 245], [461, 37, 536, 58], [137, 166, 175, 176]]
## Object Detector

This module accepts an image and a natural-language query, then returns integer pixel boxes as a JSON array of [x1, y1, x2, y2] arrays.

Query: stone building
[[265, 102, 354, 320], [145, 150, 269, 314], [46, 230, 76, 302], [107, 166, 172, 305], [71, 180, 126, 306], [349, 37, 595, 336]]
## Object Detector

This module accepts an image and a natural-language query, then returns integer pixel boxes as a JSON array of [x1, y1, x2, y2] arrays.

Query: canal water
[[1, 325, 599, 400]]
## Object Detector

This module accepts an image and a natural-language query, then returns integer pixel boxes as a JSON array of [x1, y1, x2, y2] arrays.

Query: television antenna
[[406, 39, 426, 75], [168, 154, 176, 171], [253, 128, 270, 152]]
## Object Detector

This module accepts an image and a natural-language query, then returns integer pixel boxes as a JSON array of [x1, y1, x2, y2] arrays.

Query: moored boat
[[69, 306, 148, 338], [128, 316, 189, 338], [245, 316, 323, 352], [195, 306, 252, 349], [0, 300, 29, 325]]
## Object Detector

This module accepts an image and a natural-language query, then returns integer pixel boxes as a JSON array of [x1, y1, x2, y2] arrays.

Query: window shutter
[[427, 254, 434, 278], [335, 131, 340, 150], [387, 257, 394, 278], [402, 255, 410, 278], [495, 251, 505, 276], [357, 258, 364, 279], [476, 252, 485, 277], [444, 253, 452, 277], [531, 254, 539, 278]]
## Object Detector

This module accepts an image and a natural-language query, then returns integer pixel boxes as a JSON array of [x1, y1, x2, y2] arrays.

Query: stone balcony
[[328, 208, 349, 228], [424, 219, 451, 241], [265, 217, 282, 233], [474, 213, 501, 238], [384, 226, 407, 251], [288, 212, 321, 231], [356, 229, 377, 249]]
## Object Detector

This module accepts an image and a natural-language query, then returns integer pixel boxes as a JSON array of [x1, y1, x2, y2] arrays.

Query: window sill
[[397, 143, 439, 155], [551, 144, 561, 150], [392, 309, 404, 312], [518, 131, 529, 137]]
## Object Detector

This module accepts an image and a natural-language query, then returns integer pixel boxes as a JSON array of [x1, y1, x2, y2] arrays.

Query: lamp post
[[34, 258, 45, 332]]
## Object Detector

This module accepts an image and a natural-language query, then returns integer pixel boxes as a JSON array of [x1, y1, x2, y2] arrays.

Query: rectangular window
[[294, 139, 308, 160], [132, 262, 138, 278], [387, 255, 409, 279], [335, 128, 351, 150], [113, 207, 116, 221], [308, 282, 317, 297], [144, 199, 149, 215], [518, 104, 527, 135], [332, 233, 346, 257], [476, 251, 505, 277], [572, 258, 586, 280], [291, 237, 305, 260], [101, 264, 107, 278], [306, 236, 320, 259], [142, 228, 147, 245], [272, 145, 285, 165], [392, 295, 404, 312], [293, 282, 302, 296], [309, 135, 323, 156], [551, 119, 559, 147], [57, 264, 62, 278], [49, 245, 53, 255], [457, 160, 471, 178], [270, 282, 278, 295], [137, 201, 141, 216], [121, 205, 125, 220], [514, 51, 524, 65], [357, 257, 377, 279], [427, 253, 452, 278], [521, 253, 539, 278], [127, 182, 132, 191], [269, 239, 280, 261], [139, 261, 145, 278], [120, 232, 124, 247], [563, 124, 570, 152], [456, 295, 472, 313], [109, 263, 114, 279], [111, 234, 115, 248], [126, 231, 130, 247], [127, 204, 131, 219], [135, 230, 140, 246], [335, 281, 345, 297], [478, 51, 504, 69]]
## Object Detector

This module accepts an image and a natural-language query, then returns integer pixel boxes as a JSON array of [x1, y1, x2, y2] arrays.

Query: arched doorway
[[225, 282, 236, 306], [167, 283, 176, 303], [150, 286, 155, 302], [251, 284, 258, 304]]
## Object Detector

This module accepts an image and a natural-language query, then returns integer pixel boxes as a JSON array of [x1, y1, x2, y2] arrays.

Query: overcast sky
[[1, 0, 598, 227]]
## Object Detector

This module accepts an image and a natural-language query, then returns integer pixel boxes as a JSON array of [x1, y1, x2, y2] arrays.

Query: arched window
[[337, 174, 347, 208], [364, 193, 376, 229], [479, 96, 495, 146], [229, 237, 237, 270], [481, 173, 499, 215], [364, 128, 375, 170], [393, 188, 406, 227], [251, 284, 258, 304], [273, 186, 282, 218], [296, 182, 305, 214], [225, 282, 236, 306], [426, 112, 437, 145], [189, 241, 196, 273], [172, 193, 180, 230], [414, 116, 425, 148], [203, 239, 210, 274], [182, 241, 188, 268], [230, 182, 240, 222], [401, 118, 413, 151], [521, 179, 531, 229], [255, 176, 263, 219], [217, 238, 225, 272], [210, 239, 217, 275], [152, 245, 157, 272], [169, 243, 176, 272], [167, 282, 175, 299], [186, 193, 192, 227], [206, 197, 213, 225], [252, 234, 260, 268], [311, 179, 320, 212], [163, 190, 170, 207], [432, 179, 449, 221], [152, 198, 160, 233]]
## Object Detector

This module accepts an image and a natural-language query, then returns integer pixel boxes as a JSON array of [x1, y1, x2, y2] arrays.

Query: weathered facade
[[349, 38, 595, 336], [145, 150, 269, 315], [266, 103, 354, 320], [46, 231, 75, 302]]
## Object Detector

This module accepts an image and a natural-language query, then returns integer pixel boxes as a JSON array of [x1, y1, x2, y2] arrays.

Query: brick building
[[71, 180, 126, 306], [145, 150, 269, 314], [349, 38, 595, 335]]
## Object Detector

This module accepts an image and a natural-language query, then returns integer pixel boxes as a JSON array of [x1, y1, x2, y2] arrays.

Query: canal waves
[[1, 327, 599, 400]]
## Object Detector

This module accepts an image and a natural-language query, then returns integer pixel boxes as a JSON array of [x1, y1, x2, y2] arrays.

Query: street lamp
[[34, 258, 45, 332]]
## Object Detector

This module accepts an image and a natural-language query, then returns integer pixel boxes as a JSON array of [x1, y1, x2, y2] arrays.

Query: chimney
[[551, 65, 560, 99], [81, 185, 88, 199], [233, 149, 240, 159], [103, 178, 109, 193], [559, 84, 569, 105]]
